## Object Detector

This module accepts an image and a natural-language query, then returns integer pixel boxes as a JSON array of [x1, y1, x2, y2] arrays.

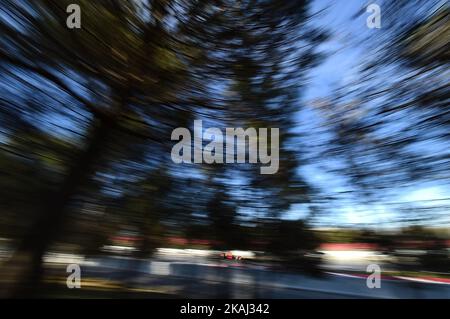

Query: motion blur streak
[[0, 0, 448, 298]]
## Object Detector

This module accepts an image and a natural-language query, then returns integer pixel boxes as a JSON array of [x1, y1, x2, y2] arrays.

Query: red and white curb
[[326, 271, 450, 285]]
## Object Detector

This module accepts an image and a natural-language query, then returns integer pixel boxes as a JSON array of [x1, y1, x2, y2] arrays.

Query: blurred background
[[0, 0, 449, 298]]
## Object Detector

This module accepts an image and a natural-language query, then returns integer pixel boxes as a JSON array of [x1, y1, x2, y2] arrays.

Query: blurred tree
[[0, 0, 325, 296], [312, 1, 449, 227], [264, 219, 322, 274]]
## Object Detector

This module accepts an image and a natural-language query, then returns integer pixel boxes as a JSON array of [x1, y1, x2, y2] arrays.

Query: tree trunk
[[1, 116, 115, 298]]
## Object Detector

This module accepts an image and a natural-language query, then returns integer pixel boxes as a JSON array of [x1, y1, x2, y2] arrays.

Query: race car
[[220, 250, 243, 260], [220, 250, 257, 261]]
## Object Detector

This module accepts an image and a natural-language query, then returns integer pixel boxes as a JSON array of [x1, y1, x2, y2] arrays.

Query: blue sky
[[283, 0, 450, 228]]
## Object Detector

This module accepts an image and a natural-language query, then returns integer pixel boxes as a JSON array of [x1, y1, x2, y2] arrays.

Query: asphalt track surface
[[44, 255, 450, 298]]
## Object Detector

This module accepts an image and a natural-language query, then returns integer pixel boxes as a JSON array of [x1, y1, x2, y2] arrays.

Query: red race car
[[220, 251, 243, 260]]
